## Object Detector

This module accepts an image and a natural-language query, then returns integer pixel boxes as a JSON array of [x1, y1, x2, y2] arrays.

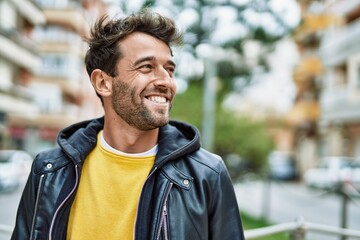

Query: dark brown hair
[[84, 10, 183, 78]]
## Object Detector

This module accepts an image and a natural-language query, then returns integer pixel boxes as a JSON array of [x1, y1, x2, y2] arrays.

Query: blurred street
[[1, 180, 360, 240], [0, 183, 23, 240], [235, 180, 360, 240]]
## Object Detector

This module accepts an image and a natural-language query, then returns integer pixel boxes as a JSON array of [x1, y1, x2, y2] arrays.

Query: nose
[[153, 68, 176, 90]]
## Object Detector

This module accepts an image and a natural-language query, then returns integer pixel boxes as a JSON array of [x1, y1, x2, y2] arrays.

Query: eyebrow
[[134, 56, 176, 68]]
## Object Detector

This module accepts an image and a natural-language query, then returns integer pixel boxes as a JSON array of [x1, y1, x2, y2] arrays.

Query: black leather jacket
[[11, 117, 244, 240]]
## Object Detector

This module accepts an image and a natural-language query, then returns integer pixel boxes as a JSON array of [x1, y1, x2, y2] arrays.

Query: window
[[0, 58, 14, 91], [348, 54, 360, 88]]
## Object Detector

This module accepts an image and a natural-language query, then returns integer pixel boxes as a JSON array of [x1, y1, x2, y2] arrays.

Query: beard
[[111, 79, 172, 131]]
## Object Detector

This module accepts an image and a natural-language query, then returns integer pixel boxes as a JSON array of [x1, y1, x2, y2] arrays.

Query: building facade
[[0, 0, 45, 151], [318, 0, 360, 159], [288, 0, 360, 176], [0, 0, 106, 156]]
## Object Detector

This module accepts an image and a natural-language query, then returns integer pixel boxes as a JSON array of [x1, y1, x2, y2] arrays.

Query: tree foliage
[[171, 81, 203, 128], [214, 111, 274, 171], [117, 0, 299, 93], [171, 83, 274, 172]]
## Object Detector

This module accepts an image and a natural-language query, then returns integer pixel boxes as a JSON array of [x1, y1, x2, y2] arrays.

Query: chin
[[135, 118, 169, 131], [153, 118, 169, 128]]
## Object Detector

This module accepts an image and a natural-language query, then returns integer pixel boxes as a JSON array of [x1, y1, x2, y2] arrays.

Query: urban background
[[1, 0, 360, 239]]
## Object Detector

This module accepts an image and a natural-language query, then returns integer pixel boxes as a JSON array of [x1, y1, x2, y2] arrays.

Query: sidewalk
[[233, 180, 360, 240]]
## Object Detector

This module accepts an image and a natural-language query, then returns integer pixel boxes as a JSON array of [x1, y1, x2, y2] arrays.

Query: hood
[[57, 117, 104, 165], [57, 117, 201, 166], [155, 120, 201, 168]]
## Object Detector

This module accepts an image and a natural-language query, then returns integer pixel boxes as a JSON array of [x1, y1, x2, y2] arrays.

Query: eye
[[141, 64, 153, 69], [138, 64, 153, 73], [165, 66, 175, 77]]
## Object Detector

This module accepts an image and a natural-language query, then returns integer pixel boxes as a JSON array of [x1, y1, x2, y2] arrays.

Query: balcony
[[7, 110, 80, 129], [293, 13, 340, 47], [320, 86, 360, 123], [0, 28, 41, 71], [43, 8, 89, 36], [32, 26, 85, 56], [325, 0, 360, 22], [0, 93, 39, 116], [8, 0, 45, 25], [293, 57, 323, 84], [285, 101, 319, 126], [319, 18, 360, 66], [32, 75, 84, 104]]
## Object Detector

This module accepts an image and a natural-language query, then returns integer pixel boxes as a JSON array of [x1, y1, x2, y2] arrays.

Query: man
[[11, 10, 245, 240]]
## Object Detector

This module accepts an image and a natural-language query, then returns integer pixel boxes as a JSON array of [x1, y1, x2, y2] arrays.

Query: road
[[235, 180, 360, 240], [1, 180, 360, 240], [0, 182, 24, 240]]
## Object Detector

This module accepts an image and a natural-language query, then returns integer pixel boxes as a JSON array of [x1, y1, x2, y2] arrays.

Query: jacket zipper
[[156, 182, 173, 240], [161, 204, 169, 240], [30, 174, 45, 240], [134, 166, 158, 238], [48, 165, 79, 240]]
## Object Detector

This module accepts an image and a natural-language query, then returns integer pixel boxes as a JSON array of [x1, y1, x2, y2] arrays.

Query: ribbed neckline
[[99, 130, 158, 157]]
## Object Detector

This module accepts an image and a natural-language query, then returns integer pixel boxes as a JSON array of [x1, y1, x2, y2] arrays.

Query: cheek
[[112, 79, 133, 100], [173, 80, 177, 92], [170, 79, 177, 95], [126, 72, 150, 92]]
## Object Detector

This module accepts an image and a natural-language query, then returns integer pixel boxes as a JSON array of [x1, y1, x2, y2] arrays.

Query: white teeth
[[148, 96, 167, 103]]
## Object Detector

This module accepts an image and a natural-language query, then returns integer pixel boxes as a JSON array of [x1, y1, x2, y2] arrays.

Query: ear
[[90, 69, 112, 97]]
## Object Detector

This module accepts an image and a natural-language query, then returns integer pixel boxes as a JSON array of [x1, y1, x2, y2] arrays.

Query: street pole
[[202, 58, 217, 151], [340, 182, 348, 240], [261, 177, 271, 221]]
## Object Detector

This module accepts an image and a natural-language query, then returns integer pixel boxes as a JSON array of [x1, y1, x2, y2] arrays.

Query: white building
[[0, 0, 45, 150], [0, 0, 106, 155], [318, 0, 360, 159]]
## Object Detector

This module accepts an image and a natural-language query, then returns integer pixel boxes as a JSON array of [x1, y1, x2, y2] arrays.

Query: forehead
[[118, 32, 172, 61]]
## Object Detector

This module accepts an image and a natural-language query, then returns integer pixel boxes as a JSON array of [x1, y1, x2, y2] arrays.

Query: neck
[[102, 116, 159, 154]]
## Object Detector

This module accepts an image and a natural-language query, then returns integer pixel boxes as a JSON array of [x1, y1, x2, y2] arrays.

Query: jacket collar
[[57, 117, 201, 166], [155, 120, 201, 168], [57, 117, 103, 165]]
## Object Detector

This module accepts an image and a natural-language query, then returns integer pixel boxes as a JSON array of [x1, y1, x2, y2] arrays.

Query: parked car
[[224, 153, 255, 182], [0, 150, 33, 192], [267, 151, 298, 181], [304, 156, 359, 190], [348, 160, 360, 190]]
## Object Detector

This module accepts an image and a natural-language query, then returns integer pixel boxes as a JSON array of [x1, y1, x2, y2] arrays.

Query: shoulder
[[179, 148, 227, 177], [32, 147, 72, 174], [190, 148, 224, 171]]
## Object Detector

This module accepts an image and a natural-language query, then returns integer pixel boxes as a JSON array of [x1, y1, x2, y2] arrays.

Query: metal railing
[[2, 217, 360, 239], [0, 224, 13, 235], [245, 216, 360, 240]]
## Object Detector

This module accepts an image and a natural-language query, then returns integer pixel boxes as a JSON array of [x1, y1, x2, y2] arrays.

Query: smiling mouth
[[146, 96, 167, 103]]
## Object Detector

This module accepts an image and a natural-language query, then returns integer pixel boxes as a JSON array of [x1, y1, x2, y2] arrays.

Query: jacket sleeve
[[209, 160, 245, 240], [11, 161, 39, 240]]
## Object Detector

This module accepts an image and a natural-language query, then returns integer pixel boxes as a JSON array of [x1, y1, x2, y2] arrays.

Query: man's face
[[110, 32, 177, 131]]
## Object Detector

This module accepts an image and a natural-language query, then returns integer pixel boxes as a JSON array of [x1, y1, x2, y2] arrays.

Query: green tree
[[171, 81, 203, 128], [117, 0, 300, 93], [214, 111, 274, 171], [171, 83, 274, 172]]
